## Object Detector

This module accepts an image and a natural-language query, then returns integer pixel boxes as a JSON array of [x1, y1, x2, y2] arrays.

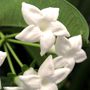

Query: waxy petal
[[16, 25, 41, 42], [75, 49, 87, 63], [69, 35, 82, 50], [41, 7, 59, 21], [55, 37, 71, 56], [4, 87, 22, 90], [19, 75, 41, 89], [53, 56, 63, 69], [48, 45, 55, 53], [51, 68, 70, 84], [41, 83, 58, 90], [54, 57, 75, 71], [48, 21, 70, 37], [40, 31, 55, 56], [24, 67, 37, 75], [38, 55, 54, 78], [22, 2, 43, 25], [0, 51, 7, 66]]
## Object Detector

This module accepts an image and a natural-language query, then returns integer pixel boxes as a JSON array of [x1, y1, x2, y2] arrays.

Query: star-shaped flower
[[53, 35, 87, 72], [0, 51, 7, 66], [15, 2, 70, 56], [4, 55, 70, 90]]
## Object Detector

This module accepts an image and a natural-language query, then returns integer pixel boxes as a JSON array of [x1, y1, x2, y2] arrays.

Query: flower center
[[41, 78, 49, 85], [38, 19, 50, 31]]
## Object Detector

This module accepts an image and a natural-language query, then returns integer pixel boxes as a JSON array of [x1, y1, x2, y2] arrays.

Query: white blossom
[[15, 2, 70, 56], [54, 35, 87, 72], [4, 55, 70, 90], [0, 51, 7, 66]]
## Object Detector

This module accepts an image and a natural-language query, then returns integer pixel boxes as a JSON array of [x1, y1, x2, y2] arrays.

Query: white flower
[[0, 51, 7, 66], [15, 2, 70, 56], [54, 35, 87, 72], [4, 55, 70, 90]]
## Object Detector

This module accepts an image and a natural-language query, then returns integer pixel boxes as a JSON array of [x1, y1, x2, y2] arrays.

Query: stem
[[0, 32, 6, 47], [0, 39, 4, 47], [0, 32, 5, 39], [6, 42, 23, 67], [30, 59, 36, 67], [7, 39, 40, 47], [6, 33, 18, 39], [4, 44, 16, 75]]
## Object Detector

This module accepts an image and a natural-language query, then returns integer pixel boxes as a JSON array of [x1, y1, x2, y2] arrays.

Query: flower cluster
[[16, 2, 70, 56], [4, 55, 70, 90], [0, 2, 87, 90]]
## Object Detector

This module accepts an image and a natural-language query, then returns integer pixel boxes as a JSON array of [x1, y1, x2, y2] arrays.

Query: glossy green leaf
[[0, 0, 89, 44]]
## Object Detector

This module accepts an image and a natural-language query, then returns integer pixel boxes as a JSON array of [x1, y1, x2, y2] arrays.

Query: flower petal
[[55, 37, 71, 56], [53, 57, 75, 71], [15, 77, 24, 88], [0, 51, 7, 66], [48, 21, 70, 37], [53, 56, 63, 69], [15, 25, 41, 42], [4, 87, 22, 90], [69, 35, 82, 50], [41, 7, 59, 21], [24, 67, 37, 75], [75, 49, 87, 63], [51, 68, 70, 84], [40, 31, 55, 56], [48, 45, 56, 54], [38, 55, 54, 78], [19, 75, 41, 89], [41, 83, 58, 90], [22, 2, 43, 25]]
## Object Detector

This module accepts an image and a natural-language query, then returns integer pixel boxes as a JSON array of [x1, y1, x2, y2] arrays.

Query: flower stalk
[[0, 32, 6, 47], [4, 44, 16, 75], [7, 39, 40, 47], [6, 42, 23, 67], [6, 33, 18, 39]]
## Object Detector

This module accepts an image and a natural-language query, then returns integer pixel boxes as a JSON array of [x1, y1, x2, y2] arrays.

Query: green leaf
[[0, 0, 89, 44]]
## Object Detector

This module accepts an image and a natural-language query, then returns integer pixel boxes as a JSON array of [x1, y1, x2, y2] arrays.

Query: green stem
[[6, 42, 23, 67], [7, 39, 40, 47], [30, 59, 36, 67], [0, 39, 4, 47], [6, 33, 18, 39], [0, 32, 6, 47], [0, 32, 5, 39], [4, 44, 16, 75]]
